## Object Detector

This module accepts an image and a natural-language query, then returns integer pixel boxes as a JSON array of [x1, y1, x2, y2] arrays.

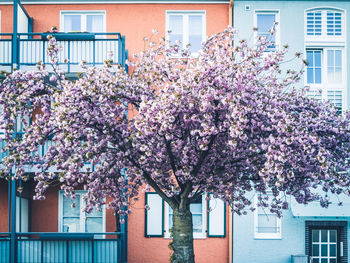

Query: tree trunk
[[170, 207, 195, 263]]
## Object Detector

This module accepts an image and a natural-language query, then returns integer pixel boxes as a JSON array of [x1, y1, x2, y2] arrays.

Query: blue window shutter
[[207, 194, 226, 237], [145, 193, 164, 237]]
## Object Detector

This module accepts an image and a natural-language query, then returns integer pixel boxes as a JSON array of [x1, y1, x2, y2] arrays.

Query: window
[[311, 229, 338, 263], [255, 11, 280, 51], [60, 11, 105, 33], [306, 48, 344, 113], [166, 11, 206, 54], [145, 193, 225, 238], [306, 9, 344, 39], [254, 193, 282, 239], [165, 195, 206, 238], [58, 191, 105, 234]]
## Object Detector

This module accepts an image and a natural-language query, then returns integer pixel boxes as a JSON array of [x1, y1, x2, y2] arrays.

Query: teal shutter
[[207, 194, 226, 237], [145, 193, 164, 237]]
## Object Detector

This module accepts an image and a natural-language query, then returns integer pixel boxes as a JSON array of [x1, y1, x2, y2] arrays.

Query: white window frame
[[58, 190, 106, 236], [60, 10, 106, 33], [164, 194, 207, 239], [254, 193, 282, 239], [165, 10, 206, 55], [305, 7, 346, 44], [254, 10, 280, 51]]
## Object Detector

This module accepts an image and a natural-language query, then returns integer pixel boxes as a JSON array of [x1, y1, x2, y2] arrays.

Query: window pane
[[63, 217, 80, 232], [330, 259, 336, 263], [321, 259, 327, 263], [328, 50, 334, 67], [312, 244, 320, 256], [321, 244, 328, 256], [87, 207, 103, 218], [192, 215, 202, 233], [86, 15, 104, 32], [312, 259, 319, 263], [330, 244, 336, 257], [257, 214, 277, 233], [312, 230, 320, 242], [257, 14, 275, 33], [314, 51, 321, 67], [307, 68, 314, 83], [321, 230, 328, 242], [169, 15, 183, 50], [63, 195, 80, 217], [307, 51, 314, 67], [188, 15, 202, 53], [330, 230, 336, 242], [315, 68, 322, 84], [335, 50, 342, 66], [64, 15, 81, 32], [85, 217, 103, 233]]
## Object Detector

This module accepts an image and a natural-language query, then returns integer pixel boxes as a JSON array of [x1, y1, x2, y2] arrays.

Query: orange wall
[[128, 192, 230, 263], [1, 3, 229, 55], [0, 179, 8, 232], [0, 3, 229, 261]]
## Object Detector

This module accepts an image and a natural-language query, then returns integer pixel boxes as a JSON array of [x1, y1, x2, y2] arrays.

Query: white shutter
[[207, 195, 226, 237], [145, 193, 164, 237]]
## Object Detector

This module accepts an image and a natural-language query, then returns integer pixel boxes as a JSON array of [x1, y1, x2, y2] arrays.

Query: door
[[311, 228, 340, 263]]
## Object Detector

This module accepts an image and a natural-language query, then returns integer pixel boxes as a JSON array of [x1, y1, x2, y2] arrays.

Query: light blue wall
[[233, 0, 350, 109], [233, 209, 350, 263]]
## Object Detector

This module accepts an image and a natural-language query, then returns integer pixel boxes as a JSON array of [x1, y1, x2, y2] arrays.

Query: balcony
[[0, 232, 125, 263], [0, 32, 127, 73]]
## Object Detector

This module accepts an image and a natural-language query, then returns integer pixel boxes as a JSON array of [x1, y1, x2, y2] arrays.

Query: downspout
[[229, 0, 234, 27]]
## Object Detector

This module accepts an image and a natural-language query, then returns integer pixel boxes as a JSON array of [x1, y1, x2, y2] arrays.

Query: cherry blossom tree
[[1, 28, 350, 263]]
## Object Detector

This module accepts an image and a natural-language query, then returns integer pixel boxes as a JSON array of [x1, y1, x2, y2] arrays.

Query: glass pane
[[307, 51, 314, 67], [169, 214, 173, 230], [330, 244, 336, 257], [330, 230, 336, 242], [330, 259, 336, 263], [64, 15, 81, 32], [257, 14, 276, 33], [307, 68, 314, 83], [312, 244, 320, 256], [314, 51, 321, 67], [169, 15, 183, 50], [63, 195, 81, 217], [335, 50, 342, 67], [312, 230, 320, 242], [328, 50, 334, 67], [321, 244, 328, 256], [312, 259, 319, 263], [87, 207, 103, 217], [321, 259, 327, 263], [188, 15, 202, 52], [85, 217, 103, 233], [315, 68, 322, 83], [192, 215, 202, 233], [258, 214, 277, 233], [321, 230, 328, 242], [86, 15, 104, 33], [63, 218, 80, 232], [190, 203, 202, 214]]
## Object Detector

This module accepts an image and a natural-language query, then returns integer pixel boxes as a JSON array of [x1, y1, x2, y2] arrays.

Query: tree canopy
[[1, 27, 350, 218]]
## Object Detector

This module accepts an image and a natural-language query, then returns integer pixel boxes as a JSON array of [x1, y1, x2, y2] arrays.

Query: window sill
[[254, 234, 282, 240]]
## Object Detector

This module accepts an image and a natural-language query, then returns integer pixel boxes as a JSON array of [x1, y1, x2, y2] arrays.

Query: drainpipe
[[229, 0, 234, 27], [12, 0, 18, 71]]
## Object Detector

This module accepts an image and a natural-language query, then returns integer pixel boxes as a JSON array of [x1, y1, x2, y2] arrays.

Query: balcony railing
[[0, 32, 126, 73], [0, 232, 125, 263]]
